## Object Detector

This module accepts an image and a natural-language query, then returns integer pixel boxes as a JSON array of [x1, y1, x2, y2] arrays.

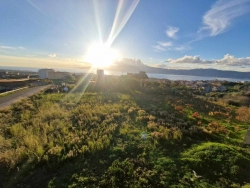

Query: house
[[212, 85, 227, 92], [212, 86, 218, 92], [38, 69, 54, 79], [202, 85, 212, 93], [97, 69, 104, 81], [0, 71, 8, 78], [38, 69, 71, 80], [191, 85, 199, 90], [218, 85, 227, 92]]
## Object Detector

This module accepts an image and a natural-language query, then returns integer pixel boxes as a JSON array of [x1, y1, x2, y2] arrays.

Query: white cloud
[[153, 41, 191, 52], [0, 55, 91, 69], [166, 26, 179, 39], [0, 45, 26, 52], [157, 41, 172, 47], [174, 45, 191, 52], [155, 63, 167, 68], [167, 55, 213, 64], [116, 58, 145, 66], [152, 45, 166, 52], [18, 46, 26, 50], [200, 0, 250, 36], [167, 54, 250, 67], [216, 54, 250, 66], [48, 54, 56, 58], [153, 41, 172, 51], [0, 45, 15, 50]]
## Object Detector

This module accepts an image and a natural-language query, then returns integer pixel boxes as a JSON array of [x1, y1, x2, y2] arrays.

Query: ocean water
[[146, 73, 250, 82], [104, 71, 250, 82]]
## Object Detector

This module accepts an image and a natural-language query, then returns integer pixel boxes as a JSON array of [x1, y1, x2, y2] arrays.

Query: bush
[[181, 142, 250, 184]]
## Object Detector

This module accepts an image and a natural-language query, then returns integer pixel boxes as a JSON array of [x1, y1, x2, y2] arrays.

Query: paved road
[[0, 85, 51, 109]]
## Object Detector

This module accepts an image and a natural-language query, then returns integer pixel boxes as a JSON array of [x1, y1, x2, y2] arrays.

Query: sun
[[85, 43, 119, 68]]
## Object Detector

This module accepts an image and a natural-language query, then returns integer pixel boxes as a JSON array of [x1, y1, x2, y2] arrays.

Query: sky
[[0, 0, 250, 72]]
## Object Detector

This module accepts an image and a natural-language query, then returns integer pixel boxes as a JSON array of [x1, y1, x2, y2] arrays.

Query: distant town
[[0, 68, 249, 95]]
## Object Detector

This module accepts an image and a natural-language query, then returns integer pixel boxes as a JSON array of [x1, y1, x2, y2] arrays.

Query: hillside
[[107, 64, 250, 79], [0, 76, 250, 188]]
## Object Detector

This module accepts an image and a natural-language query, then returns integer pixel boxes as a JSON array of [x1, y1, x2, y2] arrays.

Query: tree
[[65, 75, 75, 82]]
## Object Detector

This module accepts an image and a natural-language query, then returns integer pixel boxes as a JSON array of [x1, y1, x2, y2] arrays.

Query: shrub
[[236, 107, 250, 123], [192, 112, 200, 119], [207, 121, 229, 134], [175, 106, 183, 113], [181, 143, 250, 184]]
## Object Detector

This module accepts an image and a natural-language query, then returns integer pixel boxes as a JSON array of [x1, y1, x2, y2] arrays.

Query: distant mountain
[[107, 63, 250, 79]]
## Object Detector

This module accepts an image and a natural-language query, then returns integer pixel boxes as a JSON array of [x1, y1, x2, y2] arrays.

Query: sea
[[104, 70, 250, 82], [1, 66, 249, 82]]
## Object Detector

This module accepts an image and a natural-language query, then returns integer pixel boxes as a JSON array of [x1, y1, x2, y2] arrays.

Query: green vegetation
[[0, 76, 250, 187], [0, 87, 28, 98]]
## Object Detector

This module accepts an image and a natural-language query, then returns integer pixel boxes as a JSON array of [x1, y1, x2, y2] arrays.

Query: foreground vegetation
[[0, 76, 250, 187]]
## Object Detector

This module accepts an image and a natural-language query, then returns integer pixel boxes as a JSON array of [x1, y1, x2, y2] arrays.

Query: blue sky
[[1, 0, 250, 71]]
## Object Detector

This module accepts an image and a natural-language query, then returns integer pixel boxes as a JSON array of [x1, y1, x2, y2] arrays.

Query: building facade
[[38, 69, 54, 79], [38, 69, 70, 80], [97, 69, 104, 81]]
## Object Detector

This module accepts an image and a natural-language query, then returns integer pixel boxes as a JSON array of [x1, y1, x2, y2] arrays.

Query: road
[[0, 85, 50, 109]]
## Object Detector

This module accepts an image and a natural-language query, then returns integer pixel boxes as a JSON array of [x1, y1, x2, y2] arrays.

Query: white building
[[38, 69, 71, 80], [38, 69, 54, 79]]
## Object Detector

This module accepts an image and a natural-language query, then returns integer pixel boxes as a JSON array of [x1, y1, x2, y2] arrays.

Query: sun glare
[[85, 43, 119, 68]]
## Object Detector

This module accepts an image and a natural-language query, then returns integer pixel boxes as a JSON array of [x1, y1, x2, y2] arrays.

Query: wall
[[38, 69, 54, 79]]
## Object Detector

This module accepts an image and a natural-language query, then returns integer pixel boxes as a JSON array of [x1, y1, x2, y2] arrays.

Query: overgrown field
[[0, 77, 250, 187]]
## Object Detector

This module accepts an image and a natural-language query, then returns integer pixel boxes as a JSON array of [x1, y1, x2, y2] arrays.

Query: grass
[[0, 76, 250, 187]]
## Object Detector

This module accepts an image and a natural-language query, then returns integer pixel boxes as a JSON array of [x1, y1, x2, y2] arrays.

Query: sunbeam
[[63, 67, 95, 104], [107, 0, 140, 47], [26, 0, 47, 16], [85, 0, 140, 68], [93, 0, 103, 43]]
